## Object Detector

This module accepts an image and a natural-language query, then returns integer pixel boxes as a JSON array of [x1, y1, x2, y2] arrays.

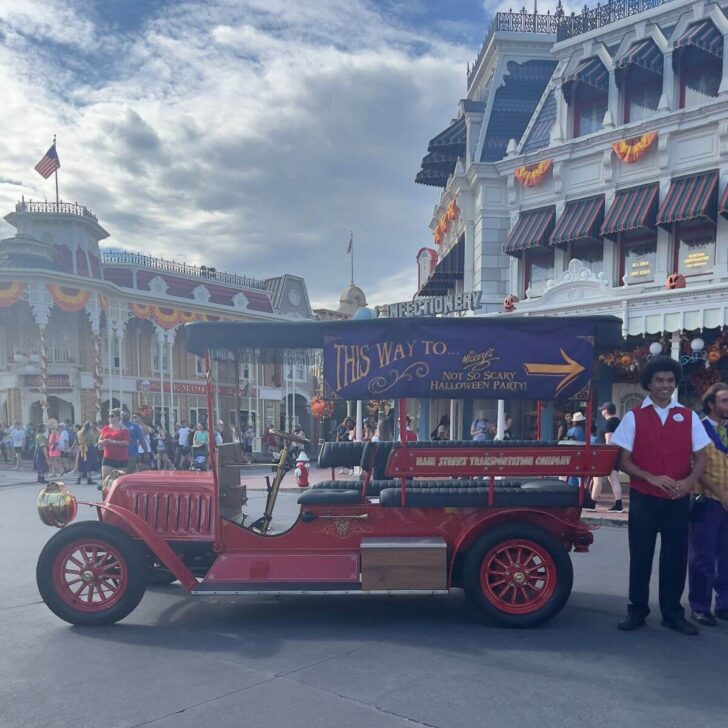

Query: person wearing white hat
[[567, 412, 587, 442]]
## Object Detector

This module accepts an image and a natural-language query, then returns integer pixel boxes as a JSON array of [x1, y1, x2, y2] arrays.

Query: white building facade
[[416, 1, 728, 433]]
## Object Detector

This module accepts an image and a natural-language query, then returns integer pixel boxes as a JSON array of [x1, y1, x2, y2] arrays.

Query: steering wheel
[[269, 428, 309, 444]]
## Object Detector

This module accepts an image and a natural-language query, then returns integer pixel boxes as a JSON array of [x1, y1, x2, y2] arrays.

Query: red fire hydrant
[[294, 451, 310, 488]]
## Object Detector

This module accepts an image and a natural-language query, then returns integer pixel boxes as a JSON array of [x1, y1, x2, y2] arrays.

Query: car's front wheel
[[37, 522, 147, 626]]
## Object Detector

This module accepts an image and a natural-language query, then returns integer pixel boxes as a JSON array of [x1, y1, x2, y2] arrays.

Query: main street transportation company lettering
[[415, 455, 573, 468], [323, 320, 594, 400]]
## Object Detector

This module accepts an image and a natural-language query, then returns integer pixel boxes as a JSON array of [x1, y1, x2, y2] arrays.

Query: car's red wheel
[[51, 539, 130, 611], [37, 522, 147, 626], [479, 539, 557, 615], [464, 524, 573, 627]]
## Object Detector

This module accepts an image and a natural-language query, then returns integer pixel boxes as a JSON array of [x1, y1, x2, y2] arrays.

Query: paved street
[[1, 472, 726, 728]]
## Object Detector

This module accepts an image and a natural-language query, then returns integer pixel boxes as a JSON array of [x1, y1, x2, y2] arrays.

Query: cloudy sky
[[0, 0, 558, 309]]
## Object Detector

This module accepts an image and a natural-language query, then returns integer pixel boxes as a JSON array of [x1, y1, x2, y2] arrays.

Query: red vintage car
[[36, 316, 620, 627]]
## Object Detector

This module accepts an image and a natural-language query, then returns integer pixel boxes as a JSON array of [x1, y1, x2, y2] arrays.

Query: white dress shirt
[[611, 396, 711, 453]]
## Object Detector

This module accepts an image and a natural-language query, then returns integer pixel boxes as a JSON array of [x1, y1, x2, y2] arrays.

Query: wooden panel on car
[[361, 537, 447, 591]]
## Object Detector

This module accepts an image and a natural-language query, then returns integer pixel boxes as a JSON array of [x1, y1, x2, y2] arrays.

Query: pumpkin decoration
[[708, 350, 722, 364], [503, 294, 519, 312], [666, 273, 686, 290], [310, 395, 334, 421], [619, 354, 633, 368]]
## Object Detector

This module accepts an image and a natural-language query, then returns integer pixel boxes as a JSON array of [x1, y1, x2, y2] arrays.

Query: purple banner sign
[[323, 319, 594, 401]]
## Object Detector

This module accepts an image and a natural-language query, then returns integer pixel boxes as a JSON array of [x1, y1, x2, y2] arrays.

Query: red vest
[[630, 405, 693, 499]]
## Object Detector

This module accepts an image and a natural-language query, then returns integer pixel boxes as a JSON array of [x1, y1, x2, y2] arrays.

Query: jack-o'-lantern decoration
[[310, 395, 334, 421], [619, 354, 633, 368], [503, 294, 519, 312], [666, 273, 686, 290]]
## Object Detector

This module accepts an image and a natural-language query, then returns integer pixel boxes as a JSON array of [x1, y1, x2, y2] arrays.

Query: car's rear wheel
[[463, 524, 573, 628], [37, 522, 147, 626]]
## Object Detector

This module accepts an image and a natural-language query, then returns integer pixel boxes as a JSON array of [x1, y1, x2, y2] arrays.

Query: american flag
[[34, 143, 60, 179], [346, 232, 353, 254]]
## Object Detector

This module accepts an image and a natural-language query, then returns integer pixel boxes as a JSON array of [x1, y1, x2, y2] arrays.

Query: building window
[[285, 363, 306, 382], [573, 95, 607, 137], [524, 249, 554, 297], [569, 241, 604, 278], [624, 75, 661, 123], [621, 231, 657, 284], [104, 337, 122, 370], [152, 339, 169, 374], [674, 220, 716, 276], [680, 59, 721, 109], [194, 356, 205, 377], [190, 407, 208, 427], [48, 334, 74, 364]]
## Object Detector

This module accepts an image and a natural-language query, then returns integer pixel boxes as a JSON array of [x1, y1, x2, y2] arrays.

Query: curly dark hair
[[639, 355, 682, 391]]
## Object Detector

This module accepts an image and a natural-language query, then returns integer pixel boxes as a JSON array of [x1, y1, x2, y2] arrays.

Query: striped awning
[[504, 206, 555, 257], [656, 172, 718, 228], [601, 184, 659, 239], [719, 182, 728, 220], [615, 39, 663, 85], [550, 196, 605, 247], [562, 57, 609, 101], [674, 20, 723, 60], [418, 237, 464, 295]]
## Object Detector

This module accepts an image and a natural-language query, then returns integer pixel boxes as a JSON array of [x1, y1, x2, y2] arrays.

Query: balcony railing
[[15, 199, 98, 221], [556, 0, 674, 42], [468, 9, 561, 86], [101, 250, 269, 290]]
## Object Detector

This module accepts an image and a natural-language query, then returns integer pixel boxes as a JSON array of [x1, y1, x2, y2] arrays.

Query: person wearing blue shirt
[[121, 410, 147, 473], [565, 412, 587, 486]]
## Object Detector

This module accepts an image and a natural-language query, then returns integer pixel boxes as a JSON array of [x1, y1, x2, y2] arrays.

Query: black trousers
[[627, 489, 690, 621]]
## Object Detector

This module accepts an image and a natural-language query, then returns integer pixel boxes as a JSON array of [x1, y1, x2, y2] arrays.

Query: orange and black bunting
[[47, 285, 91, 312], [0, 281, 24, 307]]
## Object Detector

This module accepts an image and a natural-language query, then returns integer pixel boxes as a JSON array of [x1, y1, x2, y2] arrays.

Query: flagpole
[[350, 231, 354, 285], [53, 135, 59, 207]]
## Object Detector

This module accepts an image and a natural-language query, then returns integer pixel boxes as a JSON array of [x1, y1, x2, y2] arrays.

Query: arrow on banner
[[523, 349, 585, 395]]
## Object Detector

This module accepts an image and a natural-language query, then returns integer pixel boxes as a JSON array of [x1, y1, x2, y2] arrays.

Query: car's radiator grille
[[129, 490, 214, 537]]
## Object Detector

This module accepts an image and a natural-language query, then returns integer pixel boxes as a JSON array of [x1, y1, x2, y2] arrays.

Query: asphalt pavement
[[1, 469, 727, 728]]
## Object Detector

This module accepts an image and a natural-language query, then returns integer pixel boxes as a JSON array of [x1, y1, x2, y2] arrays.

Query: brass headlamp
[[37, 482, 78, 528]]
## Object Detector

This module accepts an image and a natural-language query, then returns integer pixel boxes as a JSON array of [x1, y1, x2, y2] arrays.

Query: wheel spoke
[[492, 556, 510, 571], [488, 577, 508, 587], [67, 554, 84, 568]]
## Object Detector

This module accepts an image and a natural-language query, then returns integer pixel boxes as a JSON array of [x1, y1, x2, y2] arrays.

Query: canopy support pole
[[398, 398, 407, 507], [581, 396, 593, 508], [496, 399, 506, 440], [205, 351, 222, 552]]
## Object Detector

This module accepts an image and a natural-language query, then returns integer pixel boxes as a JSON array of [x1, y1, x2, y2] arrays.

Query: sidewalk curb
[[583, 515, 628, 529]]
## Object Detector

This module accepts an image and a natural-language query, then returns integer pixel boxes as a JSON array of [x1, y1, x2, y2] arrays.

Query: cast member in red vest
[[611, 356, 709, 635]]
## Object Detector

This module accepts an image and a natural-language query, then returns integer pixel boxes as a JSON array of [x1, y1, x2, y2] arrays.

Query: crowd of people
[[0, 412, 267, 483]]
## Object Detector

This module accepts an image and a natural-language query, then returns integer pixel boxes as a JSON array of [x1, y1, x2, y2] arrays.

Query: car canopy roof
[[183, 316, 621, 401]]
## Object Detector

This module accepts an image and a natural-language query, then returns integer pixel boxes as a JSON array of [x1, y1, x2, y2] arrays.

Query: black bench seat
[[297, 489, 362, 506], [379, 480, 577, 508], [310, 478, 528, 496]]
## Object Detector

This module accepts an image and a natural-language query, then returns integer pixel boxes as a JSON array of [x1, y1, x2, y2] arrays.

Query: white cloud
[[0, 1, 475, 309]]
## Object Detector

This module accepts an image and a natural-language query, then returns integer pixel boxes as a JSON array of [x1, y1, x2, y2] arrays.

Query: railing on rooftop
[[101, 251, 269, 290], [467, 8, 561, 87], [556, 0, 675, 42], [15, 199, 98, 222]]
